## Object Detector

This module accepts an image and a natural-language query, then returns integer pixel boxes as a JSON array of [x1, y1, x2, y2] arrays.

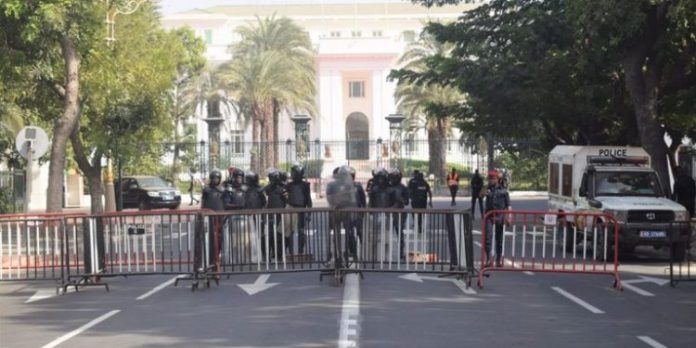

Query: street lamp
[[204, 95, 225, 170], [105, 0, 150, 46], [199, 140, 206, 174], [385, 114, 405, 170], [291, 114, 311, 163]]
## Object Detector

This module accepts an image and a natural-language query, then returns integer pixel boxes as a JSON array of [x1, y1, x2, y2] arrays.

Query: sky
[[158, 0, 407, 15]]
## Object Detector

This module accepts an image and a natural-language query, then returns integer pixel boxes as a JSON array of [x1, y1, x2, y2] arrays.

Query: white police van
[[548, 146, 690, 259]]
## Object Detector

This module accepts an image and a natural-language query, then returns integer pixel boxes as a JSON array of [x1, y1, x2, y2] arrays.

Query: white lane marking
[[637, 336, 668, 348], [237, 274, 279, 295], [41, 310, 120, 348], [398, 273, 476, 295], [551, 286, 604, 314], [622, 283, 655, 297], [136, 276, 181, 300], [338, 274, 360, 348]]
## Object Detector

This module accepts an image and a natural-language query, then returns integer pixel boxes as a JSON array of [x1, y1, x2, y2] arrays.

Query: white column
[[372, 70, 384, 140]]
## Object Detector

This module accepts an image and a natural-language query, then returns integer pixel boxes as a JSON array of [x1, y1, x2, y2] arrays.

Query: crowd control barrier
[[185, 207, 475, 289], [669, 220, 695, 287], [477, 210, 622, 289], [1, 208, 475, 292]]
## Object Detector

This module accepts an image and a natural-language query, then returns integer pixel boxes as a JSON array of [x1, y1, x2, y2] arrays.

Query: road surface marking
[[237, 274, 279, 295], [338, 273, 360, 348], [622, 283, 655, 297], [41, 310, 120, 348], [637, 336, 668, 348], [136, 276, 180, 300], [551, 286, 604, 314]]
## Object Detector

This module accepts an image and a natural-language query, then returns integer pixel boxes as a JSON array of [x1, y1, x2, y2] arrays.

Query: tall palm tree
[[216, 16, 316, 173], [394, 33, 463, 181]]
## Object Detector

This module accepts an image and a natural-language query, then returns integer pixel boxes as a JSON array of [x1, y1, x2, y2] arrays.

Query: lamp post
[[314, 138, 321, 194], [204, 95, 225, 171], [385, 114, 405, 170], [199, 140, 206, 174], [376, 137, 383, 168], [286, 138, 292, 170], [291, 114, 311, 164]]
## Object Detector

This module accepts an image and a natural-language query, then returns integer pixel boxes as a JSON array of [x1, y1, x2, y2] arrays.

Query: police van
[[548, 146, 690, 259]]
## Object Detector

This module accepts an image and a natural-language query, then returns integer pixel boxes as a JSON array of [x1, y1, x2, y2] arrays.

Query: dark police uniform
[[287, 165, 313, 254], [197, 171, 225, 271], [263, 170, 287, 259], [408, 173, 431, 233], [484, 183, 510, 265]]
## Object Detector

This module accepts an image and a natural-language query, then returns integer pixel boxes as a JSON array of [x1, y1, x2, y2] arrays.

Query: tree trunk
[[272, 99, 280, 168], [427, 120, 447, 182], [250, 110, 260, 173], [70, 128, 104, 214], [623, 52, 672, 195], [46, 36, 81, 212]]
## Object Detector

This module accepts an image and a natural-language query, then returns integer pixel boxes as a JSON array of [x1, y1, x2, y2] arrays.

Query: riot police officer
[[348, 167, 367, 257], [327, 166, 358, 262], [263, 169, 287, 259], [388, 169, 409, 258], [223, 167, 246, 210], [287, 164, 312, 254], [368, 168, 392, 208], [366, 168, 377, 195], [408, 170, 433, 233], [243, 171, 266, 210], [197, 170, 225, 271], [482, 169, 511, 267]]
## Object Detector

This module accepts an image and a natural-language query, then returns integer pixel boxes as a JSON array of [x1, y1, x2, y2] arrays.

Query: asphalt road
[[2, 197, 694, 348]]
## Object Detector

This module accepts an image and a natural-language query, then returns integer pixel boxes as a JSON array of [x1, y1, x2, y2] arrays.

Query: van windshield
[[594, 171, 663, 197], [136, 177, 170, 188]]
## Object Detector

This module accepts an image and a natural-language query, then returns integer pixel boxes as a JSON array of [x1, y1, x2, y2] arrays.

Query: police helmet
[[290, 164, 305, 181], [374, 168, 388, 185], [388, 169, 402, 185], [245, 171, 259, 186], [267, 168, 280, 184], [209, 170, 222, 184]]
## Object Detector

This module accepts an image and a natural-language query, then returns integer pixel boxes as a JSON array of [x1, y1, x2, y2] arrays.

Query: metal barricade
[[334, 208, 474, 283], [669, 220, 695, 287], [186, 208, 475, 289], [477, 210, 621, 289], [62, 210, 204, 292], [0, 216, 66, 282]]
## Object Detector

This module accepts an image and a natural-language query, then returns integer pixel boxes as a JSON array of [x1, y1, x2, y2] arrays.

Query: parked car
[[115, 176, 181, 210]]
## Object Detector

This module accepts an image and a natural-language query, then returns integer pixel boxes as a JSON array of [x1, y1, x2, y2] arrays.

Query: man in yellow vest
[[447, 168, 459, 206]]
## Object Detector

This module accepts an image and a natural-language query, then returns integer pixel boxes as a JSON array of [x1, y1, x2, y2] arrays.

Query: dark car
[[115, 176, 181, 210]]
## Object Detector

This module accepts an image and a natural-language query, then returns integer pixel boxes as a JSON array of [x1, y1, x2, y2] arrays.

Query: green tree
[[0, 1, 112, 212], [216, 16, 317, 173], [411, 0, 696, 194], [69, 4, 201, 213], [168, 28, 206, 179], [391, 32, 463, 181]]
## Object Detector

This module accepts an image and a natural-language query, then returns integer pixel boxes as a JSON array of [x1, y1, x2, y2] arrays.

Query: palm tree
[[394, 33, 463, 181], [216, 16, 317, 173]]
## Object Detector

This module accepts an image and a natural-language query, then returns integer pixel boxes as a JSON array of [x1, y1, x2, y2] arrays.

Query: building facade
[[161, 1, 486, 175]]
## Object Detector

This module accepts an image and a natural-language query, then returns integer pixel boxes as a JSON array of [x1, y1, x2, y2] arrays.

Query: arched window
[[346, 112, 369, 160]]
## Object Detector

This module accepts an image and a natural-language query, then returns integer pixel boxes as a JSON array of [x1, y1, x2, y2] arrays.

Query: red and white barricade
[[477, 210, 621, 289]]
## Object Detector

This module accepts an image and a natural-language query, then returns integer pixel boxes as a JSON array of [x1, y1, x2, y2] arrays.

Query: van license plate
[[640, 231, 666, 238]]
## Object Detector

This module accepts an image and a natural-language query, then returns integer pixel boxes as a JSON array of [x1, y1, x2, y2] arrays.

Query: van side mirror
[[588, 199, 602, 209]]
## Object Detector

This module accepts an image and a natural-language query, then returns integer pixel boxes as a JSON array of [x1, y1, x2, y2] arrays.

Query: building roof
[[174, 2, 476, 18]]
